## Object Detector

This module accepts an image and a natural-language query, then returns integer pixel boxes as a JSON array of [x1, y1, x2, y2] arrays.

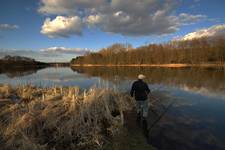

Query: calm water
[[1, 66, 225, 150]]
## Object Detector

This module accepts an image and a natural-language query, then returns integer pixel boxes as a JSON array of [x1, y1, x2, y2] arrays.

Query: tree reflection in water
[[71, 66, 225, 94], [71, 66, 225, 150]]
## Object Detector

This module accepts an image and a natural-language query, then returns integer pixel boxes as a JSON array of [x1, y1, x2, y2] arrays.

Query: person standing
[[130, 74, 150, 120]]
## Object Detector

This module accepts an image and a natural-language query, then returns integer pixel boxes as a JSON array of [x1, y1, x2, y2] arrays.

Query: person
[[130, 74, 150, 120]]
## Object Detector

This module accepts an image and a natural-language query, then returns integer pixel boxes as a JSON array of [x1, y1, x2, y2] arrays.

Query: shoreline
[[71, 63, 225, 68]]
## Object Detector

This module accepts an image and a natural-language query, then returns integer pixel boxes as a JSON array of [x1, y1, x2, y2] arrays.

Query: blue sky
[[0, 0, 225, 62]]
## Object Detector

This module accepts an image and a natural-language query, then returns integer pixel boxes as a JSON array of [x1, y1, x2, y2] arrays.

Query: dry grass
[[0, 84, 135, 150], [71, 63, 225, 68]]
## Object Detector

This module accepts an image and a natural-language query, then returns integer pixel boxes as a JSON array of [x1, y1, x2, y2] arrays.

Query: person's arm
[[145, 83, 151, 95], [130, 82, 135, 97]]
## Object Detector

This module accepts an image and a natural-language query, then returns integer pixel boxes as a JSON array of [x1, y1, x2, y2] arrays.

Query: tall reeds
[[0, 84, 134, 149]]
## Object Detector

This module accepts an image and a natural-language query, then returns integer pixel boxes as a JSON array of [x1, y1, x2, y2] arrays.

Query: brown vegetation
[[0, 84, 135, 149], [71, 38, 225, 65], [0, 55, 48, 67]]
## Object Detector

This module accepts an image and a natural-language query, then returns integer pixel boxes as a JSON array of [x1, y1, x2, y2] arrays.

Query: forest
[[71, 38, 225, 65]]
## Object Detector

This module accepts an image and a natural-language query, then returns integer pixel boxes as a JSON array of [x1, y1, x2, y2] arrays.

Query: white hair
[[138, 74, 146, 79]]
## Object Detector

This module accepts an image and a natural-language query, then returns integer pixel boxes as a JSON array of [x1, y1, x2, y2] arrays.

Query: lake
[[1, 66, 225, 150]]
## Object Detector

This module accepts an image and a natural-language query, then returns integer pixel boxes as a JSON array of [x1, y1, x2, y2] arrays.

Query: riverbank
[[71, 63, 225, 68], [0, 84, 155, 150]]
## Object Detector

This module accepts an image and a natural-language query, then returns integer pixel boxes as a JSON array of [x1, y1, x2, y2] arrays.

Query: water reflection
[[0, 66, 46, 78], [71, 66, 225, 150], [0, 67, 99, 88], [71, 66, 225, 96], [148, 89, 225, 150], [1, 66, 225, 96], [0, 66, 225, 150]]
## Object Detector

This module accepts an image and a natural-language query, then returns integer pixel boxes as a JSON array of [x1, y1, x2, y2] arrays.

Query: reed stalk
[[0, 84, 134, 149]]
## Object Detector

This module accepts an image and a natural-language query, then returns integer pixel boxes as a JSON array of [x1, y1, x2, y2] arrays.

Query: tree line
[[71, 38, 225, 65]]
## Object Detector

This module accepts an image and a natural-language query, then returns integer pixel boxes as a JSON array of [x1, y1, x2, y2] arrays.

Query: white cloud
[[39, 0, 207, 37], [178, 13, 206, 25], [180, 24, 225, 41], [41, 16, 82, 38], [85, 14, 103, 26], [40, 47, 90, 55], [38, 0, 106, 15], [0, 24, 19, 31]]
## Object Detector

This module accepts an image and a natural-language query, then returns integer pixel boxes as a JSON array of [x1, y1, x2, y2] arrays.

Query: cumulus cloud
[[40, 47, 90, 55], [41, 16, 82, 38], [0, 24, 19, 31], [180, 24, 225, 41], [39, 0, 206, 37]]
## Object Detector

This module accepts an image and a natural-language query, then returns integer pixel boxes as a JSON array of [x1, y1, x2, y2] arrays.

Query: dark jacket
[[130, 79, 150, 101]]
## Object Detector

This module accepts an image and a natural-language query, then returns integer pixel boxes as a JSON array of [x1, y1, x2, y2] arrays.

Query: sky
[[0, 0, 225, 62]]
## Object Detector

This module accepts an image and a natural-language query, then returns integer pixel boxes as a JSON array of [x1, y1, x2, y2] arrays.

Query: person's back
[[130, 74, 150, 120], [130, 79, 150, 101]]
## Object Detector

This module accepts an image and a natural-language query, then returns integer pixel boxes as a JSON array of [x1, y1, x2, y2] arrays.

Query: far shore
[[70, 63, 225, 68]]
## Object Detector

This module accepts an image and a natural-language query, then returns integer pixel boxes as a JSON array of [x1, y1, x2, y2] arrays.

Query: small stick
[[69, 88, 72, 97], [83, 90, 87, 99], [60, 87, 63, 95], [54, 86, 57, 95], [6, 88, 9, 95], [42, 93, 45, 101], [120, 110, 124, 125], [72, 94, 75, 101]]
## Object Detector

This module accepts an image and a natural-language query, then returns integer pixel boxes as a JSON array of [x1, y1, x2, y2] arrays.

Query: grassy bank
[[71, 63, 225, 68], [0, 84, 155, 150]]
